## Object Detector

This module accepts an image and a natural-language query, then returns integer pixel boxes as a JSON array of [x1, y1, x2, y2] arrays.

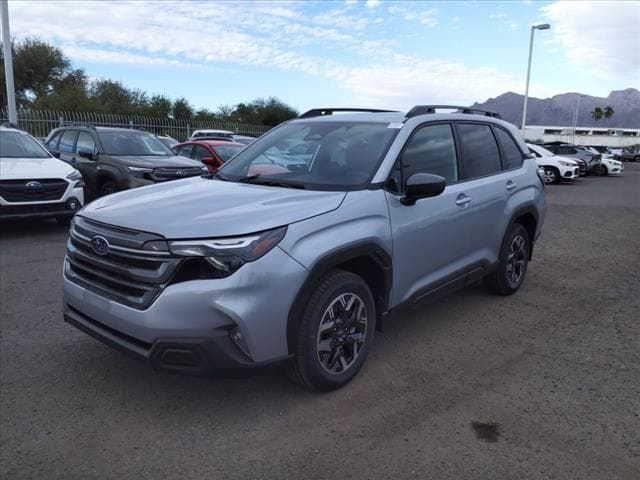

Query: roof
[[177, 140, 245, 147]]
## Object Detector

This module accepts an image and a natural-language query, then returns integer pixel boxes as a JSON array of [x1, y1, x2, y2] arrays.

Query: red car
[[173, 140, 245, 173]]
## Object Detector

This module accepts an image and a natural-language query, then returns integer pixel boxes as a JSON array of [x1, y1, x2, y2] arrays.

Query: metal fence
[[0, 108, 271, 141]]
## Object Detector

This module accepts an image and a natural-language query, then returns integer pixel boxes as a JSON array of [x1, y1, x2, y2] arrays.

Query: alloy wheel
[[543, 168, 556, 184], [506, 234, 527, 287], [316, 293, 367, 375]]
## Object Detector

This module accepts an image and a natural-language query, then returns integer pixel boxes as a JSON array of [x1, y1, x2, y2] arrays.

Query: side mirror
[[77, 146, 95, 160], [200, 156, 215, 165], [401, 173, 446, 206]]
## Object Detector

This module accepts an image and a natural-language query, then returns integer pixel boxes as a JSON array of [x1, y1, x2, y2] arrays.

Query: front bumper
[[560, 166, 579, 180], [63, 245, 309, 373], [0, 195, 83, 220]]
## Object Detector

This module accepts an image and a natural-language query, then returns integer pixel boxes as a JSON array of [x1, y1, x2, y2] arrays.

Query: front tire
[[485, 223, 530, 296], [289, 270, 375, 391], [543, 167, 560, 185], [596, 164, 608, 176], [100, 181, 117, 197]]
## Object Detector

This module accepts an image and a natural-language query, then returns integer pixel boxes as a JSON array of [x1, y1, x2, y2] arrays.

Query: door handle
[[505, 181, 517, 191], [455, 194, 471, 207]]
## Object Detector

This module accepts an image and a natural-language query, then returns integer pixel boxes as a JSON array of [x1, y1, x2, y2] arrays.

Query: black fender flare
[[286, 242, 392, 354]]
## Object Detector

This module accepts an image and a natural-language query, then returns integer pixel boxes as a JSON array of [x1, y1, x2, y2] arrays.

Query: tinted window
[[177, 145, 193, 158], [457, 124, 501, 178], [75, 131, 96, 155], [46, 132, 61, 150], [400, 124, 458, 184], [494, 128, 523, 170], [193, 145, 211, 160], [97, 130, 172, 156], [557, 146, 576, 154], [59, 130, 77, 153]]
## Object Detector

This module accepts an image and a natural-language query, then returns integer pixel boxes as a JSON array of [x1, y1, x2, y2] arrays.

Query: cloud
[[540, 1, 640, 81], [366, 0, 381, 9], [404, 9, 438, 27], [489, 13, 508, 19]]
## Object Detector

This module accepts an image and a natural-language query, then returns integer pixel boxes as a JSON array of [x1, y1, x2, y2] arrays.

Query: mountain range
[[472, 88, 640, 128]]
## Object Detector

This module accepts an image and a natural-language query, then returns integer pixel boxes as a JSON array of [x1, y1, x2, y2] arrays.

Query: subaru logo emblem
[[176, 170, 185, 177], [90, 235, 110, 256], [25, 181, 43, 190]]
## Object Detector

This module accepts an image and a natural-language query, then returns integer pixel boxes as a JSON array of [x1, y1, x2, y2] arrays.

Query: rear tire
[[485, 223, 530, 296], [288, 270, 375, 391]]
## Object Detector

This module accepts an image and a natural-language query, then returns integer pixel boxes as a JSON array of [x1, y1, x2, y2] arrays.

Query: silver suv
[[62, 106, 546, 391]]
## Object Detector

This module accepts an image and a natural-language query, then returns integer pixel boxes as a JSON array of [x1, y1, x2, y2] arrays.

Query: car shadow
[[0, 218, 70, 239]]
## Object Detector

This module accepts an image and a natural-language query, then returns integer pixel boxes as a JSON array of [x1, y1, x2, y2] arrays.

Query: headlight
[[128, 166, 153, 178], [168, 226, 287, 278], [66, 169, 84, 188], [558, 160, 574, 166]]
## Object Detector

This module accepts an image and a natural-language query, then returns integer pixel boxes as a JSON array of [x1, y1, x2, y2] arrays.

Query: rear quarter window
[[494, 128, 524, 170]]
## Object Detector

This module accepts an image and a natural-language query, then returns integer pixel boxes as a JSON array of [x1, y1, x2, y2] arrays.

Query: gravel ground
[[1, 164, 639, 479]]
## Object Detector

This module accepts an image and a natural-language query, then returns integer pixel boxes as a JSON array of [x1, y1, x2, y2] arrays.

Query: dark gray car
[[46, 127, 206, 197]]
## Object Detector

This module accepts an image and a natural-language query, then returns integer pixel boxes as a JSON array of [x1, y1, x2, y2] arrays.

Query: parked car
[[189, 129, 234, 140], [173, 139, 245, 173], [231, 134, 256, 145], [619, 147, 640, 162], [155, 134, 179, 149], [542, 143, 596, 174], [581, 146, 624, 176], [527, 143, 579, 184], [1, 124, 84, 224], [62, 106, 546, 391], [45, 126, 207, 197]]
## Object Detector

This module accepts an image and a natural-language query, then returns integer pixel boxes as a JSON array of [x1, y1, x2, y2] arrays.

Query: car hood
[[555, 156, 578, 165], [0, 156, 76, 179], [80, 177, 347, 238], [107, 155, 203, 168]]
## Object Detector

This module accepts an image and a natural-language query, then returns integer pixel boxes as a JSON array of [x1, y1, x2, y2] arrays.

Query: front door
[[72, 131, 100, 194], [386, 122, 476, 306]]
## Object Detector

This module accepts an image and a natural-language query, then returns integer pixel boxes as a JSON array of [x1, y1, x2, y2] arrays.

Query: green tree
[[89, 79, 136, 114], [172, 98, 193, 120], [145, 94, 173, 117], [591, 107, 604, 122], [603, 106, 614, 123]]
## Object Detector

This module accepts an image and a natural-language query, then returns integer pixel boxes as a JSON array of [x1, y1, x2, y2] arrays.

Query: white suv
[[0, 125, 85, 224], [582, 147, 624, 176], [527, 143, 579, 184]]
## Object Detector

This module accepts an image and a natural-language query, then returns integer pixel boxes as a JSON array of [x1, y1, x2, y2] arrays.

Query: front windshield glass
[[212, 144, 244, 161], [218, 121, 398, 189], [98, 130, 173, 156], [0, 130, 51, 159]]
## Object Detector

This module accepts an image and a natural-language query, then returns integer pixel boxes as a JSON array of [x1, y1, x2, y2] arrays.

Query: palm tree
[[591, 107, 604, 122], [604, 106, 614, 122]]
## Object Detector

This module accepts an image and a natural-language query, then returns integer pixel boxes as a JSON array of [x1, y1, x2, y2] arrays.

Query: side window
[[46, 132, 62, 150], [495, 128, 524, 170], [177, 145, 193, 158], [457, 123, 501, 179], [59, 130, 77, 153], [75, 132, 96, 155], [193, 146, 211, 160], [399, 123, 458, 186]]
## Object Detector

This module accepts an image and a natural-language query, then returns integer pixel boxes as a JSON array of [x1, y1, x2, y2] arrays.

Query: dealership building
[[524, 125, 640, 147]]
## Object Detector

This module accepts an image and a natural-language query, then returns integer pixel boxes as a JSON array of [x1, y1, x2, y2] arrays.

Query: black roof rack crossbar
[[298, 108, 399, 118], [406, 105, 501, 119]]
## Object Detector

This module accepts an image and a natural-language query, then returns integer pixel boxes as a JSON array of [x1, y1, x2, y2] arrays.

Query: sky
[[6, 0, 640, 113]]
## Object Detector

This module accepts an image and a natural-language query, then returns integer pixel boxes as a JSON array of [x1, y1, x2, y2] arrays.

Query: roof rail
[[406, 105, 501, 119], [56, 123, 97, 129], [298, 108, 399, 119]]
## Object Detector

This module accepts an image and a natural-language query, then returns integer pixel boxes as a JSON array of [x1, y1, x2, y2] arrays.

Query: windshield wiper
[[237, 174, 305, 189], [212, 172, 229, 181]]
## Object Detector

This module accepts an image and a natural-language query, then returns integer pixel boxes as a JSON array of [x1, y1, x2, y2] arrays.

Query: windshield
[[212, 144, 244, 161], [158, 136, 178, 148], [218, 121, 398, 189], [0, 130, 51, 159], [98, 130, 173, 156]]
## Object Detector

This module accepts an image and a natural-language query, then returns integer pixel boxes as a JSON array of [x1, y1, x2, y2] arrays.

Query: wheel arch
[[286, 242, 392, 354], [508, 206, 538, 260]]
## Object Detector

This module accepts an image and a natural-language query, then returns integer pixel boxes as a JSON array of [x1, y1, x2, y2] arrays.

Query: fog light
[[230, 327, 250, 358], [67, 199, 79, 210]]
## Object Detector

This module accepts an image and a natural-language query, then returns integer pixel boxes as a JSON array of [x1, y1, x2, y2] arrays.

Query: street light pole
[[1, 0, 17, 124], [521, 23, 550, 138]]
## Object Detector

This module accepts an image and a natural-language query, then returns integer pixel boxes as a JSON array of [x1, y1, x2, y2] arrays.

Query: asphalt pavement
[[1, 164, 639, 479]]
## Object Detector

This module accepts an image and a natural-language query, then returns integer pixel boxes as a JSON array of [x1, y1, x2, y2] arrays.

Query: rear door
[[386, 122, 476, 305], [56, 130, 78, 165], [453, 122, 511, 267]]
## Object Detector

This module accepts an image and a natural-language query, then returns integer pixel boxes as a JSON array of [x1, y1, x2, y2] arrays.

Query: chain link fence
[[1, 108, 271, 141]]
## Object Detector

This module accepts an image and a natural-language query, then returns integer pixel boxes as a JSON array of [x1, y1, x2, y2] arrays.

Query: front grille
[[0, 178, 68, 202], [150, 167, 203, 182], [65, 217, 183, 309]]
